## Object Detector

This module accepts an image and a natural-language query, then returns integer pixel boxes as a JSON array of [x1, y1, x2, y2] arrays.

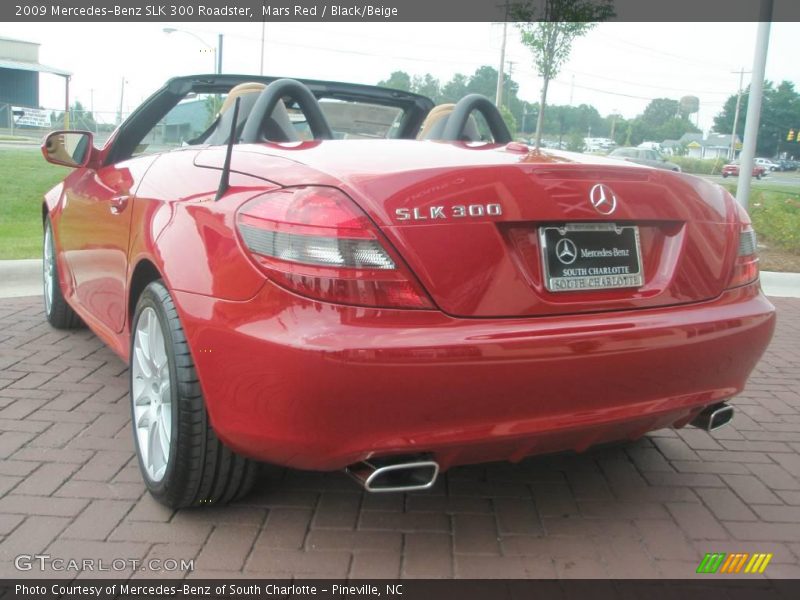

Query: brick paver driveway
[[1, 295, 799, 579]]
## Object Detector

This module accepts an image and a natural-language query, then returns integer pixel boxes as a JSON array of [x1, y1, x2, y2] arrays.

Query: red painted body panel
[[45, 137, 777, 472], [58, 156, 158, 332], [173, 281, 774, 470]]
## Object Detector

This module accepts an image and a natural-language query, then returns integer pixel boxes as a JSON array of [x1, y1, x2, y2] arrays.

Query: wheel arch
[[42, 181, 65, 223], [128, 258, 165, 328]]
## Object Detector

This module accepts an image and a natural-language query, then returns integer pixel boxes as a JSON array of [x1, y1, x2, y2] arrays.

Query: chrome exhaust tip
[[346, 457, 439, 493], [691, 402, 734, 432]]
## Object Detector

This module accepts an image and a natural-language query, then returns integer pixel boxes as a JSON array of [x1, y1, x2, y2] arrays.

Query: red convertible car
[[40, 75, 775, 507]]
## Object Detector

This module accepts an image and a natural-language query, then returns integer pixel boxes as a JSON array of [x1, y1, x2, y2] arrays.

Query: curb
[[0, 259, 42, 298], [759, 271, 800, 299]]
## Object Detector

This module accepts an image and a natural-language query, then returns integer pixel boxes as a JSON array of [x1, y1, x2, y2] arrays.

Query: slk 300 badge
[[395, 204, 503, 221]]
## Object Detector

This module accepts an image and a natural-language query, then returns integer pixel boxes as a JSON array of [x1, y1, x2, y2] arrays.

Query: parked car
[[608, 147, 682, 172], [583, 137, 615, 153], [775, 159, 796, 171], [754, 157, 780, 171], [722, 161, 766, 178], [39, 75, 775, 507]]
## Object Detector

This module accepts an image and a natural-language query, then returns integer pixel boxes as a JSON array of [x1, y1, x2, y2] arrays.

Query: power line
[[593, 32, 740, 71], [559, 69, 733, 97], [186, 24, 500, 68]]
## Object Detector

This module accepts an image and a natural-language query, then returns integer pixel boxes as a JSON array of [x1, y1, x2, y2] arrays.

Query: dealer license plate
[[539, 223, 644, 292]]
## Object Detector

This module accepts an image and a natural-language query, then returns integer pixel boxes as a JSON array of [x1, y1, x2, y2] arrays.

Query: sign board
[[12, 106, 51, 128]]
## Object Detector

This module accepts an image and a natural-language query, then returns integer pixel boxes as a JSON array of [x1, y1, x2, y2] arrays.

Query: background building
[[0, 36, 70, 129]]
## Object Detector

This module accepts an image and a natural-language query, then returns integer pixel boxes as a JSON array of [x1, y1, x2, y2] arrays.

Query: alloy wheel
[[43, 223, 54, 315], [131, 307, 172, 482]]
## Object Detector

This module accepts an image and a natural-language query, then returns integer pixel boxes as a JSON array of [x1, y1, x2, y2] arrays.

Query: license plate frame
[[539, 223, 644, 293]]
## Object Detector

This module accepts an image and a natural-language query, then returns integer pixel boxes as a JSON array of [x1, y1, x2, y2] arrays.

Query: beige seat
[[217, 82, 266, 115], [417, 103, 483, 141], [205, 82, 299, 145]]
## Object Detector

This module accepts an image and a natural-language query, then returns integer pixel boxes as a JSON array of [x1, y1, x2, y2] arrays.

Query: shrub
[[749, 192, 800, 254], [670, 156, 729, 175]]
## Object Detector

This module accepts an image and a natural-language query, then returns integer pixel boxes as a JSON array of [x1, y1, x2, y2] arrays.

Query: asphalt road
[[702, 170, 800, 190]]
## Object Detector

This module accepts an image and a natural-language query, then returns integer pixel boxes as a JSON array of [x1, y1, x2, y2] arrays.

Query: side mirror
[[41, 131, 94, 168]]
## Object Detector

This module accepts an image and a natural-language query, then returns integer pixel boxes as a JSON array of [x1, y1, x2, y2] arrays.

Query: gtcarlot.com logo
[[696, 552, 773, 574], [15, 554, 194, 573]]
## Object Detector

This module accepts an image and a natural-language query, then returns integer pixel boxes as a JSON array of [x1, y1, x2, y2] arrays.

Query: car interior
[[197, 81, 504, 145], [107, 76, 513, 164], [199, 82, 300, 145]]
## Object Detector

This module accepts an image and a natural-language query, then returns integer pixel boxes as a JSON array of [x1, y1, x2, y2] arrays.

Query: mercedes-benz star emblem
[[555, 238, 578, 265], [589, 183, 617, 215]]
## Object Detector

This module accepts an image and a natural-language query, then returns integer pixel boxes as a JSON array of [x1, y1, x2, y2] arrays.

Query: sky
[[2, 20, 798, 133]]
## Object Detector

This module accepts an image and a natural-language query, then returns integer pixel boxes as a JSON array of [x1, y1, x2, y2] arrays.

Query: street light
[[163, 27, 223, 74]]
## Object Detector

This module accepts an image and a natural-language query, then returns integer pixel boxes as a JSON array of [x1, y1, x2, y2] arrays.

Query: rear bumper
[[174, 282, 775, 471]]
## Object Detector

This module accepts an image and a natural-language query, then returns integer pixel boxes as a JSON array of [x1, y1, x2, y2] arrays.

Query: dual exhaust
[[690, 402, 735, 432], [346, 456, 439, 493], [345, 403, 734, 493]]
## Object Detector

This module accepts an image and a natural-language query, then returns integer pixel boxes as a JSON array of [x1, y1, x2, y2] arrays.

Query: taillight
[[727, 202, 759, 288], [236, 186, 434, 309]]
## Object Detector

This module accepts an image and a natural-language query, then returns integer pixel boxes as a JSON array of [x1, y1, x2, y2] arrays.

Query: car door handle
[[110, 195, 130, 214]]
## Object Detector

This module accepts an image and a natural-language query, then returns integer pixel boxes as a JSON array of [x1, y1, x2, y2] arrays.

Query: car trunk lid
[[200, 141, 740, 318], [330, 144, 738, 318]]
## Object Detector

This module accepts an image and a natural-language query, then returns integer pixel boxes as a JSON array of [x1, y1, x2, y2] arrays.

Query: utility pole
[[117, 77, 126, 125], [736, 0, 773, 211], [90, 88, 96, 133], [495, 19, 508, 107], [64, 75, 70, 129], [260, 21, 266, 75], [569, 74, 575, 106], [217, 34, 224, 74], [505, 60, 516, 110], [729, 68, 750, 160]]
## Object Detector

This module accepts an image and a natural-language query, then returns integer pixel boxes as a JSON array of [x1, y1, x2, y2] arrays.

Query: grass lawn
[[0, 148, 68, 259], [720, 182, 800, 251], [720, 182, 800, 272]]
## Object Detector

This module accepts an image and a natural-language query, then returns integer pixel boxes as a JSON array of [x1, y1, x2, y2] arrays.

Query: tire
[[722, 173, 729, 178], [756, 173, 762, 180], [43, 216, 83, 329], [130, 280, 258, 508]]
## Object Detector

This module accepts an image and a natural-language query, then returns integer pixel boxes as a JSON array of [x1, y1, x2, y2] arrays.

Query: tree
[[440, 73, 468, 104], [203, 94, 224, 128], [52, 101, 97, 132], [412, 74, 442, 103], [566, 130, 585, 152], [641, 98, 680, 127], [513, 0, 614, 149], [378, 71, 412, 92], [713, 80, 800, 157], [634, 97, 699, 144], [467, 66, 507, 99], [376, 66, 527, 116], [499, 105, 518, 136]]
